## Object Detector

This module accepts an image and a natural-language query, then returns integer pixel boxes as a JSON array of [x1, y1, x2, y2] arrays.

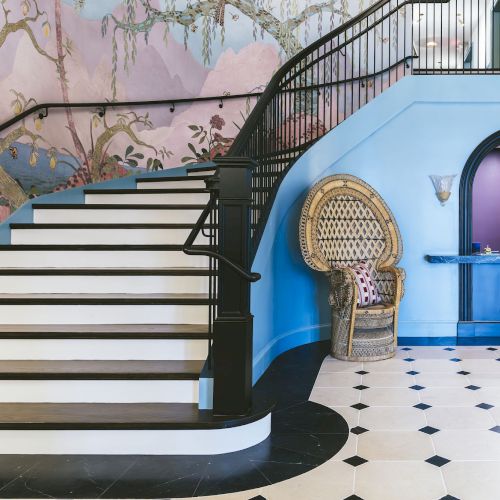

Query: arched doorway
[[459, 130, 500, 334]]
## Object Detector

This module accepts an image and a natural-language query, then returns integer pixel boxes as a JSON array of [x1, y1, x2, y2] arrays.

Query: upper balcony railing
[[229, 0, 500, 258]]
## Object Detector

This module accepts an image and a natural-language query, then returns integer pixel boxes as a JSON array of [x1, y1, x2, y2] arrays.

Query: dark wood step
[[10, 223, 211, 229], [136, 176, 210, 183], [0, 244, 209, 251], [0, 360, 204, 380], [84, 188, 209, 195], [32, 204, 206, 210], [0, 293, 211, 305], [186, 165, 216, 174], [0, 268, 212, 276], [0, 323, 209, 339], [0, 402, 269, 430]]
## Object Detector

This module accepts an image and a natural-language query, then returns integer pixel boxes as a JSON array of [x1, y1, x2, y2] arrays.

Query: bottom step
[[0, 403, 271, 454]]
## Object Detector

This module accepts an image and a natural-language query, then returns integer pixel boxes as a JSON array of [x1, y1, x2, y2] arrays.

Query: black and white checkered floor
[[192, 345, 500, 500]]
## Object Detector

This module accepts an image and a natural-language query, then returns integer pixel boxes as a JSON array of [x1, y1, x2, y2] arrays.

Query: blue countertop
[[426, 254, 500, 264]]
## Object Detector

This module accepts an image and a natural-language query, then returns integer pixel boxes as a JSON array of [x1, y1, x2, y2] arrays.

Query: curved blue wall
[[251, 75, 500, 382]]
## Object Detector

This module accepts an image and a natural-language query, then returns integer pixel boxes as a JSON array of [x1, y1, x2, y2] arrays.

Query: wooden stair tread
[[32, 204, 206, 210], [0, 323, 208, 339], [84, 188, 209, 194], [0, 293, 211, 305], [0, 268, 212, 276], [136, 176, 210, 183], [0, 403, 267, 429], [10, 223, 210, 229], [0, 244, 209, 251], [0, 360, 204, 379]]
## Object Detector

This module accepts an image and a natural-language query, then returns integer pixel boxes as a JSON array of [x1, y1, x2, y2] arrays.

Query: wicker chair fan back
[[300, 174, 402, 272]]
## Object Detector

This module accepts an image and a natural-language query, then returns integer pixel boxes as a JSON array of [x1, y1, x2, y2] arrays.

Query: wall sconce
[[429, 174, 457, 206]]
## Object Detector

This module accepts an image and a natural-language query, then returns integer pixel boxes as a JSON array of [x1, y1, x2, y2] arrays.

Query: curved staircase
[[0, 166, 271, 455]]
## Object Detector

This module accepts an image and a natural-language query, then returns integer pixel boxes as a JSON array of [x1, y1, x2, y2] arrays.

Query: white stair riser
[[138, 179, 207, 189], [34, 209, 202, 224], [11, 228, 208, 245], [188, 169, 216, 177], [0, 251, 209, 268], [0, 275, 209, 294], [0, 414, 271, 454], [0, 380, 198, 403], [85, 192, 210, 205], [0, 339, 208, 360], [0, 305, 208, 325]]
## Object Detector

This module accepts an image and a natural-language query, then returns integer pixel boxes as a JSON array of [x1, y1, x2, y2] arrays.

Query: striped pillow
[[351, 262, 382, 307]]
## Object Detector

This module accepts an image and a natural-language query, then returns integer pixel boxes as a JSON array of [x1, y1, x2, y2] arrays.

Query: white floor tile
[[358, 406, 427, 431], [362, 372, 415, 388], [314, 372, 362, 387], [443, 461, 500, 500], [432, 430, 500, 460], [354, 461, 446, 500], [425, 406, 496, 430], [360, 387, 420, 406], [418, 387, 482, 406], [357, 431, 434, 460], [309, 387, 360, 407]]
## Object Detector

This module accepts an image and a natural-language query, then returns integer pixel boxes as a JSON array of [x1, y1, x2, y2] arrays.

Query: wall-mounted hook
[[219, 99, 223, 109], [38, 108, 48, 120], [170, 102, 175, 113], [97, 106, 106, 118]]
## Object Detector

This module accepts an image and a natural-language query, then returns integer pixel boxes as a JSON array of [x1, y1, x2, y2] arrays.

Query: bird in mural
[[8, 147, 18, 160], [214, 0, 226, 26]]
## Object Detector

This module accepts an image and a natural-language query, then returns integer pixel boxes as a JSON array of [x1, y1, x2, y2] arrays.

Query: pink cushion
[[350, 262, 382, 307]]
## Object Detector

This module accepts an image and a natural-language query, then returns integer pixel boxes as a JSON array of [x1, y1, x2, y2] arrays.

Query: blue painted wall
[[251, 75, 500, 382]]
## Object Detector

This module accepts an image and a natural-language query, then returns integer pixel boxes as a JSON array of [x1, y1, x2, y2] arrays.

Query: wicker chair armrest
[[377, 265, 405, 303], [327, 268, 357, 308]]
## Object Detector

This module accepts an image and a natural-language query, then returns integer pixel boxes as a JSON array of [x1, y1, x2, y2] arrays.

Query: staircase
[[0, 166, 271, 455]]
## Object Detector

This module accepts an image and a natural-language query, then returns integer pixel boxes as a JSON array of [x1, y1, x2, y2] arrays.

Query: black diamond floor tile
[[249, 496, 267, 500], [425, 455, 451, 467], [344, 496, 364, 500], [343, 455, 368, 467], [487, 347, 498, 351], [496, 358, 500, 362], [449, 358, 462, 362], [351, 403, 369, 410], [355, 370, 369, 375], [406, 370, 420, 375], [401, 347, 413, 351], [439, 496, 460, 500], [414, 403, 432, 410], [443, 347, 456, 351], [403, 357, 416, 362], [457, 370, 471, 375], [353, 385, 369, 391], [350, 426, 369, 435], [489, 426, 500, 433], [419, 426, 440, 435], [465, 385, 481, 390], [476, 403, 494, 410], [410, 384, 425, 391]]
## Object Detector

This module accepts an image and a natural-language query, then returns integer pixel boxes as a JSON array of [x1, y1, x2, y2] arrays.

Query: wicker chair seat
[[300, 174, 404, 362], [355, 304, 394, 329]]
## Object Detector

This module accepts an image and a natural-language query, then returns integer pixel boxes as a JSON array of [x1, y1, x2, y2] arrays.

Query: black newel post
[[212, 156, 256, 416]]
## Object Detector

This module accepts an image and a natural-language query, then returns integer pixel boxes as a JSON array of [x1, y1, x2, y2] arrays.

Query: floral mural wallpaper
[[0, 0, 359, 221]]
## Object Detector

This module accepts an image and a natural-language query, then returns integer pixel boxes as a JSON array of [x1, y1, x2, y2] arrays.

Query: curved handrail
[[0, 91, 262, 134], [230, 0, 448, 155], [182, 192, 261, 283]]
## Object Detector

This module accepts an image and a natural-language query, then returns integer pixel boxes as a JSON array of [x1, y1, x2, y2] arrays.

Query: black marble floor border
[[0, 341, 348, 498]]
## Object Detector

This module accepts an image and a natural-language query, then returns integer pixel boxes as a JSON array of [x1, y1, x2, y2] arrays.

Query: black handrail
[[183, 190, 261, 283], [0, 91, 262, 134]]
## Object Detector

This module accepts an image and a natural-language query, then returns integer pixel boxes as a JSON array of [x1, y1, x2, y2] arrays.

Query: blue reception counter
[[426, 254, 500, 264]]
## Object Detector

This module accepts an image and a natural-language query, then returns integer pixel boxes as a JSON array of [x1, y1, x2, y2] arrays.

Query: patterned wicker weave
[[300, 174, 405, 361]]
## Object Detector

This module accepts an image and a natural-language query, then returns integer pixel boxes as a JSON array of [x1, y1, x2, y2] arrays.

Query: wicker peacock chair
[[299, 174, 405, 361]]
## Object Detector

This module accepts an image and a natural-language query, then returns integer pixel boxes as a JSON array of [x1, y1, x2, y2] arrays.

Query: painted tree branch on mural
[[0, 0, 174, 200], [103, 0, 345, 98], [0, 0, 57, 63]]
